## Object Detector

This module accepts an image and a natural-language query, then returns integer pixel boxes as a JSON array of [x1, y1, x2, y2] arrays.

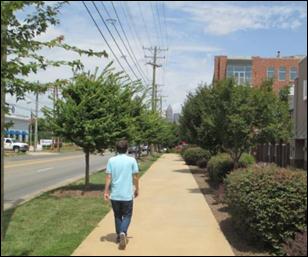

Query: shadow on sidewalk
[[100, 233, 118, 244], [100, 233, 133, 244], [173, 168, 205, 175]]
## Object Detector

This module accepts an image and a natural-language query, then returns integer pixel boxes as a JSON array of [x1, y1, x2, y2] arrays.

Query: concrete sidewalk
[[72, 154, 234, 256]]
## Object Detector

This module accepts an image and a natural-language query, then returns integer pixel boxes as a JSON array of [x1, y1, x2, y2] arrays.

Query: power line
[[91, 1, 141, 82], [137, 2, 153, 47], [104, 2, 149, 84], [162, 1, 169, 102], [162, 1, 169, 49], [121, 1, 145, 53], [117, 1, 150, 82], [111, 1, 150, 83], [82, 1, 132, 82], [155, 1, 164, 48], [7, 103, 44, 113], [150, 1, 160, 46]]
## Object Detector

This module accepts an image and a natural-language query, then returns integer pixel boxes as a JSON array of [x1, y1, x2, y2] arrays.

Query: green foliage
[[196, 158, 208, 168], [179, 79, 291, 166], [207, 152, 255, 183], [207, 153, 234, 184], [182, 147, 210, 165], [238, 153, 256, 168], [180, 144, 197, 157], [132, 109, 179, 149], [224, 164, 307, 252], [44, 64, 139, 153], [179, 84, 222, 154], [1, 1, 107, 100]]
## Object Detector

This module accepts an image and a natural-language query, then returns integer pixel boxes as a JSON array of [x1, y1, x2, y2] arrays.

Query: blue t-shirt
[[106, 154, 139, 201]]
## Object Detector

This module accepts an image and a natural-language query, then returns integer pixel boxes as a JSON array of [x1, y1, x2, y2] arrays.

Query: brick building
[[213, 54, 304, 92], [290, 57, 307, 170]]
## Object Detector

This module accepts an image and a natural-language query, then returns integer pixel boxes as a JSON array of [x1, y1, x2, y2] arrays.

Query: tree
[[180, 79, 291, 168], [157, 119, 179, 149], [179, 83, 223, 154], [1, 1, 107, 240], [44, 65, 141, 187]]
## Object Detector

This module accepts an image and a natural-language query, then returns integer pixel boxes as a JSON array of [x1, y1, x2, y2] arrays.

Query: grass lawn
[[1, 153, 161, 256]]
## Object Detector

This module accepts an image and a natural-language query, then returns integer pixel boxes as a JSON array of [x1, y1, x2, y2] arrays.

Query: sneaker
[[116, 235, 120, 244], [119, 232, 127, 250]]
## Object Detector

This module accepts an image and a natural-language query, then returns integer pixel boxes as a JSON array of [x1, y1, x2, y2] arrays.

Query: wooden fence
[[253, 143, 290, 167]]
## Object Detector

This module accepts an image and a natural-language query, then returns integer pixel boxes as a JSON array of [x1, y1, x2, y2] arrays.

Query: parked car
[[128, 146, 137, 154], [142, 145, 149, 152], [4, 137, 29, 153]]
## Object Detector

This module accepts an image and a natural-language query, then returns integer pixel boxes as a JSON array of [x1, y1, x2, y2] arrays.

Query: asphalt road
[[4, 151, 113, 210]]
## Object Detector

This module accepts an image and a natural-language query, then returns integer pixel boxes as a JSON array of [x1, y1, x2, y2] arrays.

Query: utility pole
[[34, 92, 38, 152], [144, 46, 167, 112], [55, 85, 60, 152], [29, 110, 33, 147], [159, 94, 167, 117], [1, 23, 7, 241], [51, 86, 55, 151], [144, 46, 167, 155]]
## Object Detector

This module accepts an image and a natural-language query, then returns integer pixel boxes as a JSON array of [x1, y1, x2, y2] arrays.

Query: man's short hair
[[116, 139, 128, 154]]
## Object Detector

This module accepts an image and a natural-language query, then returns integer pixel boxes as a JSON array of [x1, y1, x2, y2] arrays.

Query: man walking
[[104, 139, 139, 250]]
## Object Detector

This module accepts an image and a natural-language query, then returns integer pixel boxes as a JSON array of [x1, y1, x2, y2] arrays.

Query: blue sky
[[7, 1, 307, 116]]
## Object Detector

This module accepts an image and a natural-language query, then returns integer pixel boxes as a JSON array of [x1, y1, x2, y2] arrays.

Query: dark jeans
[[111, 200, 133, 237]]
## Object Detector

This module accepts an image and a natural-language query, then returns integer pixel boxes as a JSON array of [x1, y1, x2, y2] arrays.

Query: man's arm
[[133, 174, 139, 198], [104, 174, 111, 201]]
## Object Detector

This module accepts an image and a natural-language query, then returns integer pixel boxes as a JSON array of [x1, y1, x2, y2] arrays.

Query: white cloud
[[171, 45, 222, 53], [9, 1, 306, 116], [166, 1, 307, 35]]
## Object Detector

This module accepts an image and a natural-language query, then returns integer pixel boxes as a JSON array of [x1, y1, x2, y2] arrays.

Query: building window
[[279, 67, 286, 81], [226, 64, 252, 85], [267, 67, 275, 79], [290, 67, 297, 81], [304, 80, 307, 101]]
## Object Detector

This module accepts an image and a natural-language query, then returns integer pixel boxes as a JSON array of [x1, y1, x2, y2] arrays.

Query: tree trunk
[[1, 24, 7, 241], [233, 152, 243, 170], [85, 151, 90, 187], [234, 159, 239, 170], [150, 144, 155, 156], [137, 145, 141, 159]]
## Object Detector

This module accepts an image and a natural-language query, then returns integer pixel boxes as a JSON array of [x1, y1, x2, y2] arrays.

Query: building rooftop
[[223, 55, 305, 61], [5, 114, 30, 121]]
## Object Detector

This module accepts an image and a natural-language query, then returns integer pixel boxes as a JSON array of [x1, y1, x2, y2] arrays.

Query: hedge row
[[182, 146, 211, 167], [207, 153, 255, 184], [224, 164, 307, 253]]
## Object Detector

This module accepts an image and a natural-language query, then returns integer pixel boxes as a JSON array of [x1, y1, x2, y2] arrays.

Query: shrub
[[283, 230, 307, 256], [207, 153, 234, 184], [207, 153, 255, 183], [196, 158, 208, 168], [224, 164, 307, 252], [238, 153, 255, 168], [182, 147, 210, 165], [180, 144, 196, 157]]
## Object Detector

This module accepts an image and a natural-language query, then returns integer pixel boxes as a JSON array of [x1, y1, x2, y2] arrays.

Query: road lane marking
[[36, 167, 54, 173], [4, 155, 85, 169]]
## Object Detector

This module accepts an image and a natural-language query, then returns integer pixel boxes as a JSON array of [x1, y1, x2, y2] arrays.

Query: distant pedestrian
[[104, 139, 139, 250]]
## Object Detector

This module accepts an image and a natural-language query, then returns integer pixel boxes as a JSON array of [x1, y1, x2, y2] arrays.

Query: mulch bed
[[50, 184, 103, 198]]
